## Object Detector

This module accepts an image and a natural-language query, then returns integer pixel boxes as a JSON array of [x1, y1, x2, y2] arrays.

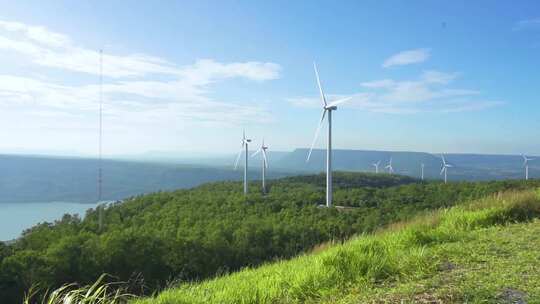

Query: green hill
[[4, 173, 540, 303], [135, 190, 540, 304]]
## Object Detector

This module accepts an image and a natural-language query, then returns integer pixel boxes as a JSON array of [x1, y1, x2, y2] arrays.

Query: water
[[0, 202, 99, 241]]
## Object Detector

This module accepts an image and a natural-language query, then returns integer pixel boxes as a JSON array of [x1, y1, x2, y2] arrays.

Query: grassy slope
[[334, 220, 540, 303], [135, 190, 540, 304]]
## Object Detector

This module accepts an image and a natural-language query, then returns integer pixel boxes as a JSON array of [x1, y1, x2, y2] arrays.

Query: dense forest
[[1, 172, 539, 303]]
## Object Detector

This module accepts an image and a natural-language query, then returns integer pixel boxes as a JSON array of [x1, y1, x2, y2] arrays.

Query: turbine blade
[[313, 62, 327, 107], [440, 166, 445, 175], [306, 109, 327, 162], [251, 149, 262, 157], [327, 96, 352, 108], [441, 154, 446, 165], [234, 148, 243, 170]]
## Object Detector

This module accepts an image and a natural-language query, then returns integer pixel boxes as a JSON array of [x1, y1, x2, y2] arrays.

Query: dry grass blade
[[23, 274, 135, 304]]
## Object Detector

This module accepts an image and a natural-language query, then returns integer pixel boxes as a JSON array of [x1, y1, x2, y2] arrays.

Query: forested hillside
[[1, 172, 540, 303], [136, 189, 540, 304]]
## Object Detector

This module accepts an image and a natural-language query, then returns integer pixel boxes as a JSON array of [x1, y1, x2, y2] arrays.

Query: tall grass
[[23, 274, 134, 304], [134, 190, 540, 304]]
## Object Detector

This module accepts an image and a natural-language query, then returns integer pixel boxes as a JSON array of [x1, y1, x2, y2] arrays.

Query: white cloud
[[0, 20, 281, 80], [0, 20, 281, 125], [360, 79, 395, 89], [382, 48, 431, 68], [291, 70, 501, 114], [513, 18, 540, 31]]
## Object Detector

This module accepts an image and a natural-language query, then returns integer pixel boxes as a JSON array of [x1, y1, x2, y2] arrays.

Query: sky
[[0, 0, 539, 157]]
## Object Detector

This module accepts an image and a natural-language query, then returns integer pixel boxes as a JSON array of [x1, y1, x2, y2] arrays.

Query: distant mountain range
[[272, 149, 538, 181], [0, 154, 290, 204], [0, 149, 537, 203]]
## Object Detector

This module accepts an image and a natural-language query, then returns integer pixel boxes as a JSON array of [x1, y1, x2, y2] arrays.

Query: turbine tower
[[252, 138, 269, 193], [235, 130, 252, 195], [306, 62, 352, 208], [372, 160, 381, 173], [522, 154, 534, 180], [440, 154, 452, 183], [421, 163, 425, 180], [385, 157, 394, 174]]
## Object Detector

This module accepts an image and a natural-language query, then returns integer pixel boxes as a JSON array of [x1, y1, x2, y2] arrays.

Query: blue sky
[[0, 1, 539, 156]]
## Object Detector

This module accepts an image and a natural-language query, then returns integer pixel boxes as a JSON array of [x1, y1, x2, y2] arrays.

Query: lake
[[0, 202, 99, 241]]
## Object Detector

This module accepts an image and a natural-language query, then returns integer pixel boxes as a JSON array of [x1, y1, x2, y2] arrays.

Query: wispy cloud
[[382, 48, 431, 68], [0, 20, 281, 124], [290, 70, 502, 114], [513, 18, 540, 31]]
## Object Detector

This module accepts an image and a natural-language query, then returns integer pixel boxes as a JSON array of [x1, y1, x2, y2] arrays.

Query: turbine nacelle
[[324, 105, 338, 111]]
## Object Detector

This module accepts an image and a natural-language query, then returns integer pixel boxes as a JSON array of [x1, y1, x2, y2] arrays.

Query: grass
[[339, 220, 540, 303], [23, 274, 134, 304], [132, 190, 540, 304]]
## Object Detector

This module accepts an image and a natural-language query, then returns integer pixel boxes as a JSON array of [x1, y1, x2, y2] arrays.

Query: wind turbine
[[421, 163, 425, 180], [440, 154, 452, 183], [235, 130, 252, 195], [372, 160, 381, 173], [385, 157, 394, 174], [252, 138, 269, 193], [522, 154, 534, 180], [306, 62, 352, 208]]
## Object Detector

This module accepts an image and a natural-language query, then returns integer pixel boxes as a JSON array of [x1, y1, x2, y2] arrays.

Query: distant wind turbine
[[421, 163, 425, 180], [252, 138, 269, 193], [440, 154, 452, 183], [372, 160, 381, 173], [385, 157, 394, 174], [234, 130, 252, 195], [306, 62, 352, 208], [522, 154, 534, 180]]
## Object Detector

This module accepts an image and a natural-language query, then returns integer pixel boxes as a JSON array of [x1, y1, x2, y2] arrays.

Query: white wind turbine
[[440, 154, 452, 183], [234, 130, 252, 195], [421, 163, 425, 180], [522, 154, 534, 180], [372, 160, 381, 173], [385, 157, 394, 174], [306, 62, 352, 208], [252, 138, 269, 193]]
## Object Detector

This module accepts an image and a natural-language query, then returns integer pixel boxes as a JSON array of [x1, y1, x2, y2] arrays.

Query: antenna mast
[[98, 49, 103, 201], [98, 49, 103, 230]]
